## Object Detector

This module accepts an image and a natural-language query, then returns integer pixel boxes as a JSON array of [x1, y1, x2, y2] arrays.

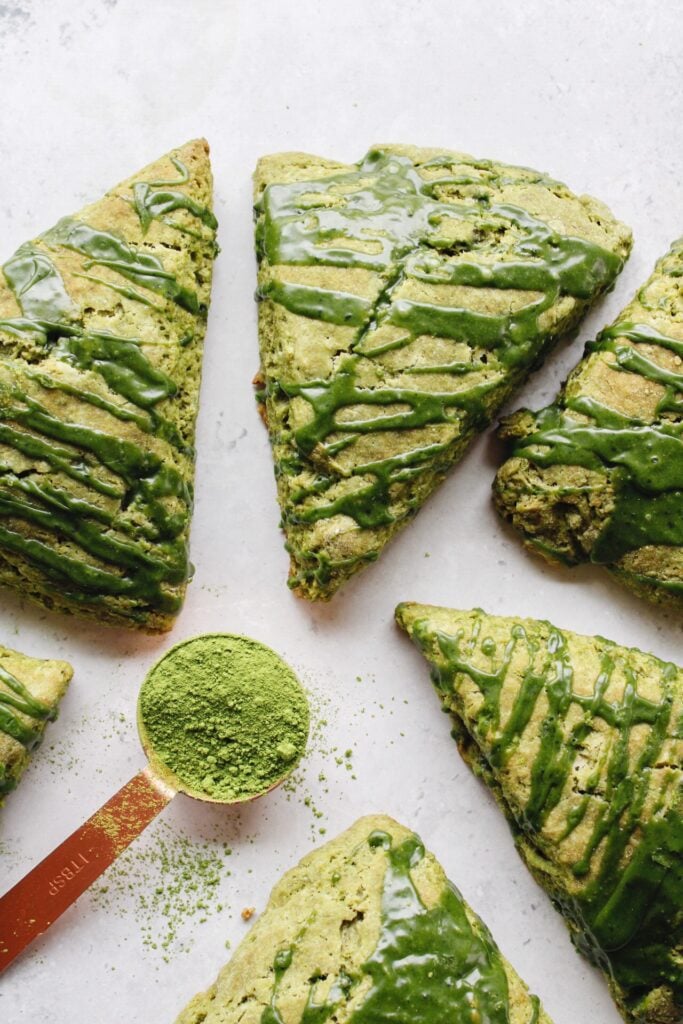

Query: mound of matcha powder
[[138, 634, 309, 802]]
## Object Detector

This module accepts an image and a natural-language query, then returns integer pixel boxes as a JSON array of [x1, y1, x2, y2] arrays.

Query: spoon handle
[[0, 765, 176, 973]]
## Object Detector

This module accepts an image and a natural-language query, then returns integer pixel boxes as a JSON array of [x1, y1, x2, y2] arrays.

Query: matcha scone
[[494, 239, 683, 609], [0, 140, 218, 631], [176, 814, 553, 1024], [0, 644, 72, 802], [396, 603, 682, 1024], [254, 145, 632, 599]]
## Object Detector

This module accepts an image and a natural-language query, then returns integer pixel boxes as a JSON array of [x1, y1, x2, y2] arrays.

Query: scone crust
[[0, 139, 218, 631], [0, 643, 72, 802], [494, 238, 683, 610], [255, 144, 631, 600], [397, 602, 683, 1024], [175, 814, 553, 1024]]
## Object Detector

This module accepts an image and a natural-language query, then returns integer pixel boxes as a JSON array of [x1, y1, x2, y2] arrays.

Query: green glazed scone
[[254, 144, 632, 599], [0, 139, 218, 632], [396, 603, 683, 1024], [0, 643, 72, 802], [494, 239, 683, 610], [175, 814, 553, 1024]]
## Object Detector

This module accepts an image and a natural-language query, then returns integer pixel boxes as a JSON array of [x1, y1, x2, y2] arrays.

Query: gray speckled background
[[0, 1, 681, 1022]]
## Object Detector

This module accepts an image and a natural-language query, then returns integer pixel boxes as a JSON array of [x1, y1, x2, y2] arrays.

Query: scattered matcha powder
[[90, 820, 233, 960]]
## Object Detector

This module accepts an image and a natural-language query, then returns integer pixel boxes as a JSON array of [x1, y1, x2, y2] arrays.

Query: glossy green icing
[[0, 156, 215, 619], [128, 157, 218, 239], [133, 184, 217, 236], [146, 156, 191, 187], [263, 946, 352, 1024], [73, 270, 162, 308], [3, 243, 76, 322], [257, 149, 626, 589], [408, 611, 682, 1018], [0, 663, 53, 796], [42, 217, 200, 313], [510, 321, 683, 566], [263, 829, 515, 1024], [52, 330, 177, 407]]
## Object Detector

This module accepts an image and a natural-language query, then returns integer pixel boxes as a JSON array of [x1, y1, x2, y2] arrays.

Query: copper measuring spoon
[[0, 633, 308, 972]]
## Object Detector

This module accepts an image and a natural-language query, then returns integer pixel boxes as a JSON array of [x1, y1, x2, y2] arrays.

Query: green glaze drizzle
[[146, 156, 191, 187], [42, 218, 200, 313], [263, 830, 515, 1024], [509, 320, 683, 572], [0, 348, 191, 610], [51, 331, 177, 408], [128, 157, 217, 238], [263, 945, 353, 1024], [3, 243, 76, 321], [0, 663, 54, 796], [133, 184, 217, 236], [257, 149, 625, 588], [0, 154, 216, 618], [412, 612, 682, 1016], [72, 270, 163, 308], [0, 664, 51, 746]]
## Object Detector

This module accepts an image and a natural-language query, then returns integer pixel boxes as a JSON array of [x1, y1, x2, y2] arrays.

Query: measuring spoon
[[0, 633, 309, 972]]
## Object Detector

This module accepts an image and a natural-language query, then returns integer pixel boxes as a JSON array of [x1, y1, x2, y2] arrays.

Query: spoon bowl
[[136, 632, 309, 804]]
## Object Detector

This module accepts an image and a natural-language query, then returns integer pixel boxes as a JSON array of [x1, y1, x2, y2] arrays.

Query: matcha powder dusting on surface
[[138, 634, 309, 802]]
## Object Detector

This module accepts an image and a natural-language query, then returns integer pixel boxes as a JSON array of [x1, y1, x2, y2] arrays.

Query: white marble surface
[[0, 1, 681, 1021]]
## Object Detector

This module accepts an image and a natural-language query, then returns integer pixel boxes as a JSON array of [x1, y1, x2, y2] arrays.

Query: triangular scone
[[254, 145, 632, 599], [396, 603, 682, 1024], [176, 814, 553, 1024], [0, 643, 72, 802], [494, 239, 683, 609], [0, 140, 218, 631]]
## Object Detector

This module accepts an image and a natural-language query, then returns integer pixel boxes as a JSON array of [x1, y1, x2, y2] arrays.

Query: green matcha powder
[[138, 634, 309, 802]]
